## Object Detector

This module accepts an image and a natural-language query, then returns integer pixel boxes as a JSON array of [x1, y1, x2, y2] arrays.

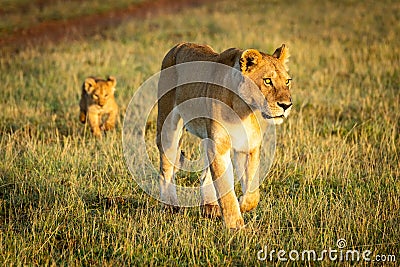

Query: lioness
[[79, 76, 118, 138], [156, 42, 292, 229]]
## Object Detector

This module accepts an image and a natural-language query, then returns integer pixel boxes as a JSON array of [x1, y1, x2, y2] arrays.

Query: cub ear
[[272, 44, 290, 71], [240, 49, 263, 73], [107, 76, 117, 91], [83, 77, 96, 93]]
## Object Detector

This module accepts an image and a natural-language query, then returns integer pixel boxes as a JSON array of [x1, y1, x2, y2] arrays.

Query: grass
[[0, 0, 399, 265], [0, 0, 144, 37]]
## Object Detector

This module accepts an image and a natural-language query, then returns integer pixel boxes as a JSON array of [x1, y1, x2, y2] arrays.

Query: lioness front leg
[[208, 144, 244, 229], [234, 147, 260, 213]]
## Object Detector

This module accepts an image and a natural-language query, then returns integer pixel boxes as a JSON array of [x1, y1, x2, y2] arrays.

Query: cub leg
[[79, 99, 87, 124], [88, 112, 102, 138], [102, 108, 118, 131], [79, 111, 86, 124], [234, 147, 260, 213]]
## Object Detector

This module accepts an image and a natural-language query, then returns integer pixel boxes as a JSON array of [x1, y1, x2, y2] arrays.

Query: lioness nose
[[277, 102, 292, 111]]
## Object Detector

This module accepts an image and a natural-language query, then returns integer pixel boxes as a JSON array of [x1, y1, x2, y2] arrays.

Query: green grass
[[1, 0, 399, 265]]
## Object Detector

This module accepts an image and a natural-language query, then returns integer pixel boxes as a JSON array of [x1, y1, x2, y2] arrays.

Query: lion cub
[[79, 76, 118, 138]]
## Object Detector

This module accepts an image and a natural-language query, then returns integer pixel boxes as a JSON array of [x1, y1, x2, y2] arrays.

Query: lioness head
[[83, 76, 117, 107], [238, 44, 292, 124]]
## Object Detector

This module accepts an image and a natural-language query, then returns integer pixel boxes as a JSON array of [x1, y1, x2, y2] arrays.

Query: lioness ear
[[240, 49, 262, 73], [107, 76, 117, 91], [84, 77, 96, 93], [272, 44, 290, 71]]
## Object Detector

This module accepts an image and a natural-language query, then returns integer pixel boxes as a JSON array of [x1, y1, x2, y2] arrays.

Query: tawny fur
[[79, 76, 118, 138], [156, 42, 292, 229]]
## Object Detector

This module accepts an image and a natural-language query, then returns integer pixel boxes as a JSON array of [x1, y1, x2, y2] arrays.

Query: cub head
[[83, 76, 117, 107], [238, 44, 292, 124]]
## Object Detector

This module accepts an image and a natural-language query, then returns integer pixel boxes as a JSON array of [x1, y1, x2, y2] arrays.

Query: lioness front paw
[[239, 191, 260, 213], [224, 215, 245, 230]]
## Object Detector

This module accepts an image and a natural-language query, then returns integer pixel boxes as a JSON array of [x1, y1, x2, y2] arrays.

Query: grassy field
[[1, 0, 399, 265], [0, 0, 144, 37]]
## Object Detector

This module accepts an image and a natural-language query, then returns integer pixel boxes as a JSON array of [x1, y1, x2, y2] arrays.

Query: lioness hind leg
[[200, 167, 221, 218], [157, 109, 183, 209]]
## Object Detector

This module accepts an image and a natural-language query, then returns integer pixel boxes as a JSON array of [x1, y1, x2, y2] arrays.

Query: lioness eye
[[286, 79, 292, 86], [93, 94, 98, 99], [263, 78, 273, 86]]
